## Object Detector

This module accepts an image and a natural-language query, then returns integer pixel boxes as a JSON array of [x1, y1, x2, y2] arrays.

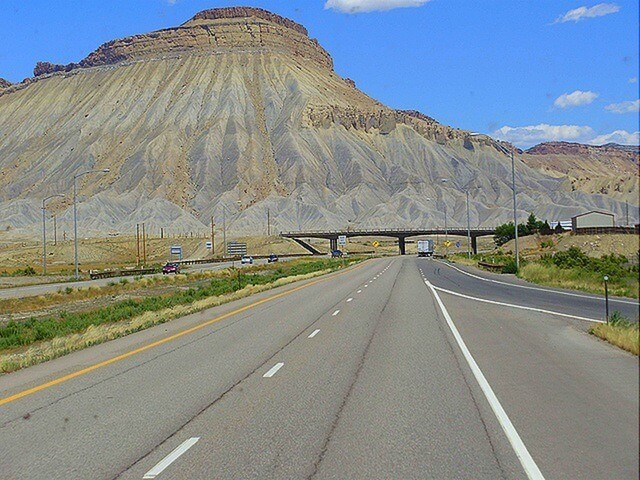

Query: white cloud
[[324, 0, 431, 13], [493, 124, 595, 146], [554, 3, 620, 23], [493, 124, 639, 147], [553, 90, 598, 108], [629, 77, 638, 83], [605, 99, 640, 113], [587, 130, 640, 145]]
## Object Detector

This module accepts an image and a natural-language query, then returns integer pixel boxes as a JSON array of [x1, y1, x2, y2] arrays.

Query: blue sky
[[1, 0, 638, 147]]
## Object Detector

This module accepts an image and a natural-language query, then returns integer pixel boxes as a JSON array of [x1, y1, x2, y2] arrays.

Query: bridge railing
[[281, 227, 497, 236]]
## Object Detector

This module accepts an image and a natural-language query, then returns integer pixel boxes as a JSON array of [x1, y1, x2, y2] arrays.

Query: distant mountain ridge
[[521, 142, 638, 203], [0, 7, 636, 238]]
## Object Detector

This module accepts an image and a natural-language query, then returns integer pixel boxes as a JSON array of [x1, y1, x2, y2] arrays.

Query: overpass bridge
[[281, 228, 496, 255]]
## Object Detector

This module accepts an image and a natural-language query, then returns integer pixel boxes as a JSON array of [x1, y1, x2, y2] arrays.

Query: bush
[[501, 258, 519, 274]]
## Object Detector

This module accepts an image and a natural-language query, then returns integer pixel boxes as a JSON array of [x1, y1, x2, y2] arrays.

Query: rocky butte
[[0, 7, 636, 235]]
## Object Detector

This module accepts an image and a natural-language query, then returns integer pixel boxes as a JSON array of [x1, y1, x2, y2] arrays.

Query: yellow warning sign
[[372, 241, 380, 248], [444, 240, 452, 247]]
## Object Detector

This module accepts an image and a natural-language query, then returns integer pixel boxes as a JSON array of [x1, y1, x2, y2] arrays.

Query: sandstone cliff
[[0, 8, 635, 237], [522, 142, 639, 202]]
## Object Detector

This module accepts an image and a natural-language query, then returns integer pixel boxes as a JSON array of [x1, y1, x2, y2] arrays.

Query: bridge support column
[[330, 237, 338, 251], [398, 237, 406, 255], [471, 236, 478, 255]]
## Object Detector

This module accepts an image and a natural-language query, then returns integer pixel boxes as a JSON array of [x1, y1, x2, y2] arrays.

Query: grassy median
[[0, 257, 362, 373], [590, 313, 639, 356]]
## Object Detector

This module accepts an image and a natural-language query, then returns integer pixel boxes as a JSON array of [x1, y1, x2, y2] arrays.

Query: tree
[[526, 213, 538, 234], [494, 222, 515, 246]]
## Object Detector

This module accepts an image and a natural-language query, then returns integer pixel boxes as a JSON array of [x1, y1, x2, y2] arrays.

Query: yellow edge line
[[0, 262, 366, 406]]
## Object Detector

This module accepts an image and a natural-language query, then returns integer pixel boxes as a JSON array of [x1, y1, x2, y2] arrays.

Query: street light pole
[[42, 194, 64, 275], [511, 149, 519, 271], [466, 189, 471, 258], [73, 168, 109, 279]]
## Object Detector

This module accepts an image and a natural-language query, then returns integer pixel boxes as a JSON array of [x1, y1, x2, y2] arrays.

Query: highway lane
[[0, 256, 297, 300], [428, 258, 639, 321], [0, 257, 637, 479], [418, 260, 639, 479]]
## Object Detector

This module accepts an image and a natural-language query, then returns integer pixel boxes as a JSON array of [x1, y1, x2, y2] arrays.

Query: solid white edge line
[[143, 437, 200, 479], [425, 280, 546, 480], [308, 329, 320, 338], [332, 309, 340, 316], [263, 362, 284, 378], [437, 260, 637, 305], [428, 281, 604, 324]]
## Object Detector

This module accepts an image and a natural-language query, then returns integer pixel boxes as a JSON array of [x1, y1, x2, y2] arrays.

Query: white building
[[571, 211, 615, 230]]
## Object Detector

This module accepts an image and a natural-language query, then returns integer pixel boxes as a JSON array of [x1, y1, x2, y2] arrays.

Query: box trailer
[[417, 240, 434, 257]]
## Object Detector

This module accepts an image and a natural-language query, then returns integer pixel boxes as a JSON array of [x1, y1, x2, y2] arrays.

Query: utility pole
[[73, 168, 109, 279], [136, 223, 140, 267], [625, 200, 629, 226], [267, 208, 271, 236], [42, 194, 64, 275], [223, 207, 227, 257], [142, 223, 147, 265], [210, 216, 215, 256]]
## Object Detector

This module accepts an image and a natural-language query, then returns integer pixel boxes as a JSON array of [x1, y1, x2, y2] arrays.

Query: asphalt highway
[[431, 258, 639, 321], [0, 257, 637, 479], [0, 257, 296, 300]]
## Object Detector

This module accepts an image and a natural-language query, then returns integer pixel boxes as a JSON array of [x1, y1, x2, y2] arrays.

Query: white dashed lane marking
[[263, 363, 284, 378]]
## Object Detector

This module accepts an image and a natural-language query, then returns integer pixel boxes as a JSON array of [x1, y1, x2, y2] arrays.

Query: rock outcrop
[[32, 6, 333, 78], [521, 142, 639, 202], [0, 78, 11, 89], [0, 7, 636, 236]]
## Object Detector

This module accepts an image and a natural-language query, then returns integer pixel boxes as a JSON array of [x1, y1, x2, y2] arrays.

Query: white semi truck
[[417, 239, 434, 257]]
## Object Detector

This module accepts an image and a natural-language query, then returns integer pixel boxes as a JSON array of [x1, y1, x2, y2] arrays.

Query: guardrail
[[89, 268, 157, 280], [281, 228, 497, 236], [88, 253, 319, 280], [573, 226, 639, 235], [477, 261, 504, 272]]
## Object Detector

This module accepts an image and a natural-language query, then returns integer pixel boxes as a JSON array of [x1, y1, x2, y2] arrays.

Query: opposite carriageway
[[281, 228, 496, 255]]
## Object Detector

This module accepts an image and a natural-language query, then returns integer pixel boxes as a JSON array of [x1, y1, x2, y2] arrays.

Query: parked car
[[331, 249, 343, 258], [241, 255, 253, 265], [267, 254, 279, 263], [162, 262, 180, 274]]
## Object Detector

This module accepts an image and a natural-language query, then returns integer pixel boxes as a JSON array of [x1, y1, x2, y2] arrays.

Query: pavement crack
[[306, 262, 400, 480]]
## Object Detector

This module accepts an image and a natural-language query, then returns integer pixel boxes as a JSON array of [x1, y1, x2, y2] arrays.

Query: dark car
[[331, 249, 343, 258], [162, 262, 180, 274], [267, 254, 279, 263]]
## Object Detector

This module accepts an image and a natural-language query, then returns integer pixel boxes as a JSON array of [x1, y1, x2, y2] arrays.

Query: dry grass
[[591, 321, 639, 356], [518, 262, 638, 299], [0, 269, 241, 316], [0, 264, 355, 373]]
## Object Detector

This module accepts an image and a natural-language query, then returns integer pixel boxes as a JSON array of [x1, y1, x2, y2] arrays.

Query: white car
[[241, 255, 253, 265]]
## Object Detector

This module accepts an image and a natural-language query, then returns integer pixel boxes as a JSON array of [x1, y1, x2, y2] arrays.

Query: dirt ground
[[501, 232, 639, 261], [0, 231, 497, 278]]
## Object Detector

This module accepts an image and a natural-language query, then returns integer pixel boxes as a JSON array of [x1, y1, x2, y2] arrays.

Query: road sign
[[338, 235, 347, 246], [455, 241, 461, 248], [170, 245, 182, 260], [444, 240, 452, 247], [372, 241, 380, 248], [205, 241, 212, 250], [226, 242, 247, 256]]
